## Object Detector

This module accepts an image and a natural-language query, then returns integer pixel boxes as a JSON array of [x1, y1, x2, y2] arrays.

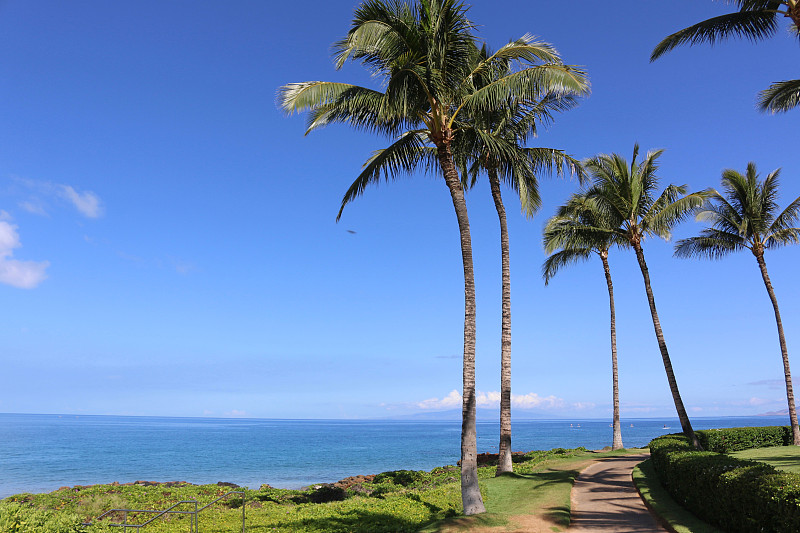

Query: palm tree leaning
[[455, 47, 587, 474], [584, 144, 709, 450], [675, 163, 800, 445], [651, 0, 800, 113], [278, 0, 587, 514], [542, 193, 626, 450]]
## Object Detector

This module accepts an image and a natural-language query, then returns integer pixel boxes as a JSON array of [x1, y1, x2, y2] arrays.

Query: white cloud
[[11, 176, 103, 218], [417, 390, 462, 410], [18, 200, 48, 216], [416, 390, 567, 410], [0, 220, 48, 289], [748, 397, 771, 406], [59, 185, 103, 218]]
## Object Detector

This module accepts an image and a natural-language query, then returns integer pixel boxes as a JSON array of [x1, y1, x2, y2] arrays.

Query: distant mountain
[[758, 409, 790, 416]]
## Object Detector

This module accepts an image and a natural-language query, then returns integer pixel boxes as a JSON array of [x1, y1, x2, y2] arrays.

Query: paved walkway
[[569, 453, 666, 533]]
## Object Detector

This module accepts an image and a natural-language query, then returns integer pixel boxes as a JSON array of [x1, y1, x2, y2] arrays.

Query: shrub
[[649, 428, 800, 532], [372, 470, 424, 487], [697, 425, 792, 453]]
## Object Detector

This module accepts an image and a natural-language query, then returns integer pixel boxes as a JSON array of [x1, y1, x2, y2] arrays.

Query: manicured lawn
[[730, 445, 800, 473]]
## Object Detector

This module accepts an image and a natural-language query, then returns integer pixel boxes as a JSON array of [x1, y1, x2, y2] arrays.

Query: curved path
[[569, 453, 666, 533]]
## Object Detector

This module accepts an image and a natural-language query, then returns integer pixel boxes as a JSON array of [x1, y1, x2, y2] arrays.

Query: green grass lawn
[[730, 445, 800, 473], [2, 447, 648, 533]]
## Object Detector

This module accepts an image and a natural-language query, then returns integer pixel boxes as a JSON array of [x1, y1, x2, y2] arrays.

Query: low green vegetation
[[648, 426, 800, 533], [1, 447, 644, 533]]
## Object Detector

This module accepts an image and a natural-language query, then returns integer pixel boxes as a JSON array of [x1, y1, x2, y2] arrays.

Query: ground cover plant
[[0, 447, 640, 533]]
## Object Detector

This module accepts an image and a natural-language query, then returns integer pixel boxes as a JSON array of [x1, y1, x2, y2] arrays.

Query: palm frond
[[769, 192, 800, 235], [458, 64, 589, 119], [757, 78, 800, 113], [541, 248, 594, 285], [277, 81, 359, 115], [336, 130, 430, 221], [673, 229, 746, 259], [644, 187, 709, 239], [651, 8, 779, 61], [766, 227, 800, 247]]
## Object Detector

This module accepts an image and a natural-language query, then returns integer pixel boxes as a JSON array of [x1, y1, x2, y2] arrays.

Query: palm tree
[[454, 47, 587, 475], [278, 0, 587, 514], [582, 144, 709, 450], [651, 1, 800, 113], [542, 193, 626, 450], [675, 162, 800, 445]]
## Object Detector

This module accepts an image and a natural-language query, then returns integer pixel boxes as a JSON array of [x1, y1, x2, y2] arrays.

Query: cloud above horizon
[[12, 176, 104, 218], [59, 185, 103, 218], [0, 212, 49, 289], [415, 390, 570, 411]]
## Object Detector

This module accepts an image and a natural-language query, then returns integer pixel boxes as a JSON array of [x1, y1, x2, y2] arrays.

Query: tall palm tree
[[583, 144, 709, 450], [675, 162, 800, 445], [278, 0, 587, 514], [651, 1, 800, 113], [454, 47, 587, 475], [542, 193, 626, 450]]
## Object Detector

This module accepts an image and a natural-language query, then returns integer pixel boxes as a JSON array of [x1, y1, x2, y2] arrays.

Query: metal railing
[[85, 490, 245, 532]]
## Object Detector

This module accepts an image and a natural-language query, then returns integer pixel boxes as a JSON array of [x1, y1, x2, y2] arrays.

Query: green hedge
[[696, 425, 793, 453], [649, 428, 800, 533]]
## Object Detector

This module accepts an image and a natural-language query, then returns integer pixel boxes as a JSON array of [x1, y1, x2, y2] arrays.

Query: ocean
[[0, 413, 789, 499]]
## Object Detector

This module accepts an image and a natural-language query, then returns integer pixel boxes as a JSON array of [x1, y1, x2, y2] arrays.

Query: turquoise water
[[0, 413, 789, 498]]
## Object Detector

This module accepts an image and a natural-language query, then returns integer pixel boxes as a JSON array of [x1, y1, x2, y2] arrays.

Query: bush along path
[[648, 426, 800, 533]]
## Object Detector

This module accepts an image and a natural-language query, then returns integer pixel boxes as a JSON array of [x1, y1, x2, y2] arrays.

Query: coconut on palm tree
[[278, 0, 587, 514], [651, 0, 800, 113], [582, 144, 710, 450], [542, 193, 627, 450], [453, 47, 587, 474], [675, 162, 800, 445]]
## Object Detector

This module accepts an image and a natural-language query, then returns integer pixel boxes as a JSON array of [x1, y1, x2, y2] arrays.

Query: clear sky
[[1, 0, 798, 420]]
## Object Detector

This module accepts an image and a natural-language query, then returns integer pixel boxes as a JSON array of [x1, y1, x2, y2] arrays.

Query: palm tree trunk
[[600, 251, 623, 450], [632, 241, 702, 450], [436, 141, 486, 515], [488, 171, 513, 475], [755, 252, 800, 445]]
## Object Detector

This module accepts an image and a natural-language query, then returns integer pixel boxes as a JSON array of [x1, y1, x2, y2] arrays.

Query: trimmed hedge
[[649, 428, 800, 533], [696, 425, 793, 453]]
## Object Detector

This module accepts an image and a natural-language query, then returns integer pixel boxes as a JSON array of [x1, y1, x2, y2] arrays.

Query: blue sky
[[1, 0, 799, 420]]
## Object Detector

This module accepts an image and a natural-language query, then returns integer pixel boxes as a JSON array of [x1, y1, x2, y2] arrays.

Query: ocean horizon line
[[0, 410, 786, 422]]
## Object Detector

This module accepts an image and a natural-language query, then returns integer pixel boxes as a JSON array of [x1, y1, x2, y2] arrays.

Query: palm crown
[[675, 162, 800, 259], [542, 192, 625, 284], [583, 145, 709, 244]]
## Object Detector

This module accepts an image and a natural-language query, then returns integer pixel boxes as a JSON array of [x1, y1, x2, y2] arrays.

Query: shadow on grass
[[419, 512, 508, 533]]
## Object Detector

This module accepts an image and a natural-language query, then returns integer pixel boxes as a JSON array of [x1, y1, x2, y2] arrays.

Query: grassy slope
[[730, 445, 800, 473], [1, 447, 647, 533]]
